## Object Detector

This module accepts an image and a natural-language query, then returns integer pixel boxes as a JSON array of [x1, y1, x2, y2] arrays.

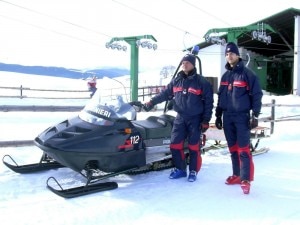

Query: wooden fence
[[0, 85, 91, 99], [0, 85, 166, 111]]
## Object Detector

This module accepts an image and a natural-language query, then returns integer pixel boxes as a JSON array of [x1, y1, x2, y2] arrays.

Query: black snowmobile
[[3, 77, 181, 198]]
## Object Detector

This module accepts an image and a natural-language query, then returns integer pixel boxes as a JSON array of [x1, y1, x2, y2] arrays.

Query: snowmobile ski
[[46, 157, 175, 198], [47, 176, 118, 198], [2, 154, 64, 174], [46, 166, 140, 198]]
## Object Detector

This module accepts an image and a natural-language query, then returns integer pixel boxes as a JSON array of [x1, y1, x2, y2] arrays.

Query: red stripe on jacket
[[173, 87, 183, 92], [188, 87, 202, 95]]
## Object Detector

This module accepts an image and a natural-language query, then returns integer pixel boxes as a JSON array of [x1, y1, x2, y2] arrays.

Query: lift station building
[[195, 8, 300, 96]]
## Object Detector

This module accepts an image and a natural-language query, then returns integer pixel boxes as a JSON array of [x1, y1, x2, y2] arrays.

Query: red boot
[[241, 180, 251, 194], [225, 175, 241, 185]]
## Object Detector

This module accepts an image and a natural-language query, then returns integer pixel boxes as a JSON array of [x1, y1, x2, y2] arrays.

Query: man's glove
[[215, 106, 223, 130], [201, 121, 209, 133], [215, 106, 223, 118], [167, 99, 174, 111], [215, 117, 223, 130], [250, 113, 259, 129], [143, 101, 154, 112]]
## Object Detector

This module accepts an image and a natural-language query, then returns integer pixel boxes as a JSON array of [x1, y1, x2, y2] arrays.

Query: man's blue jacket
[[151, 68, 214, 123], [216, 59, 263, 116]]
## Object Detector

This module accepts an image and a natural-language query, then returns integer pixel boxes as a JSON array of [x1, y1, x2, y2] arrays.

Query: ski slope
[[0, 73, 300, 225]]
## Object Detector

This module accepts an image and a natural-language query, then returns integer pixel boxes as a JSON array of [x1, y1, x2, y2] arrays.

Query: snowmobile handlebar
[[129, 101, 145, 112]]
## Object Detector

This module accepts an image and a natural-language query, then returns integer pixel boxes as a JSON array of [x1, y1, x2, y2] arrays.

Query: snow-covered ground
[[0, 72, 300, 225]]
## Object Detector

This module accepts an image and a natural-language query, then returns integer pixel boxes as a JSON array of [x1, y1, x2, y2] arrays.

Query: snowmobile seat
[[158, 114, 174, 126], [133, 123, 147, 139], [132, 115, 173, 139]]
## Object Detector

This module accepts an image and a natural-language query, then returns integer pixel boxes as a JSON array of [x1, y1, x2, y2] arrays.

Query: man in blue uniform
[[144, 54, 214, 182], [215, 42, 263, 194]]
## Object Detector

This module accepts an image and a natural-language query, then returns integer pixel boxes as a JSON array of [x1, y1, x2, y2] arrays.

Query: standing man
[[144, 54, 214, 182], [215, 42, 263, 194]]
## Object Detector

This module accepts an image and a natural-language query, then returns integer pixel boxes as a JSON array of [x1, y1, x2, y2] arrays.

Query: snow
[[1, 72, 300, 225]]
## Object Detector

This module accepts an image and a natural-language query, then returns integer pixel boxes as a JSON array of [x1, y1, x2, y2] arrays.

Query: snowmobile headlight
[[124, 128, 132, 134]]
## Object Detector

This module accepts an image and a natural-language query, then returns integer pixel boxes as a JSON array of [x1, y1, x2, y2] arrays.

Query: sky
[[1, 0, 300, 71], [0, 72, 300, 225]]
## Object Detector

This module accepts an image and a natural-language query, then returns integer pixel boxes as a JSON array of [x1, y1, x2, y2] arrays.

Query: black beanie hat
[[181, 54, 196, 67], [225, 42, 240, 56]]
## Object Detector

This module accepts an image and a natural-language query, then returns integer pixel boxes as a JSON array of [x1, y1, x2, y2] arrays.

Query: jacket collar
[[178, 68, 197, 78], [225, 58, 244, 73]]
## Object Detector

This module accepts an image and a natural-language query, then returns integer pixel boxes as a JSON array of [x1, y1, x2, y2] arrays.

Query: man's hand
[[143, 101, 154, 112], [201, 121, 209, 133], [167, 100, 174, 111], [250, 113, 259, 129], [215, 117, 223, 130]]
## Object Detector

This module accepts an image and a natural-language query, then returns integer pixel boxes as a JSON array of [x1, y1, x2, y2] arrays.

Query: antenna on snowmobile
[[245, 53, 250, 67], [170, 45, 201, 80], [190, 45, 202, 76], [191, 45, 199, 55]]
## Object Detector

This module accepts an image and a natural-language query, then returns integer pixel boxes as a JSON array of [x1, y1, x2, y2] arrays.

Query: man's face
[[181, 61, 194, 74], [225, 52, 239, 66]]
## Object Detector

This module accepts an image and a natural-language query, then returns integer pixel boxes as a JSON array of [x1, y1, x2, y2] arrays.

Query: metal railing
[[0, 85, 91, 99], [0, 85, 167, 111], [0, 85, 166, 99]]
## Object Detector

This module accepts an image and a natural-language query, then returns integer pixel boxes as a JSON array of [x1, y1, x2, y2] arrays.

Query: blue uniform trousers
[[223, 112, 254, 181], [170, 114, 202, 172]]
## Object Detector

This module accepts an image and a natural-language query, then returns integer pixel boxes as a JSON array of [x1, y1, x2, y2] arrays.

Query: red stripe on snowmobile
[[118, 144, 133, 150], [118, 140, 133, 150]]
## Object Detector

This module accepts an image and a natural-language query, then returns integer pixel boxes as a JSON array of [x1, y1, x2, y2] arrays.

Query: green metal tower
[[106, 35, 157, 101]]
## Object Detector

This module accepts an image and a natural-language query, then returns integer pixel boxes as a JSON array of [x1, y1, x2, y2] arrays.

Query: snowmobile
[[2, 76, 184, 198]]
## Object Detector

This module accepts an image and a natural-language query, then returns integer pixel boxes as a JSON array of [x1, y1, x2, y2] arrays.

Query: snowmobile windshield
[[79, 77, 136, 126]]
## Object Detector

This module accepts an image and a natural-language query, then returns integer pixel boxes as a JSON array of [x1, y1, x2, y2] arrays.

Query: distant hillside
[[0, 62, 129, 79]]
